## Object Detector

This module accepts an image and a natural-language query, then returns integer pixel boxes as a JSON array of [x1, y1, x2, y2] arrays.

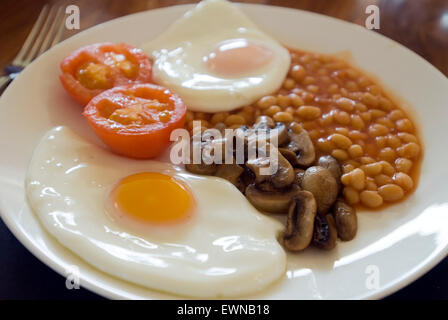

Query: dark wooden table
[[1, 0, 447, 300]]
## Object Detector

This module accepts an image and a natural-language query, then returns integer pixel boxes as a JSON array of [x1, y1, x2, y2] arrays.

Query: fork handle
[[0, 75, 12, 92]]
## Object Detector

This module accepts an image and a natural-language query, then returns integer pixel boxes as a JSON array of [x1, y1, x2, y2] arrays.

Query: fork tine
[[21, 5, 57, 66], [37, 6, 64, 56], [50, 9, 66, 48], [12, 5, 49, 66]]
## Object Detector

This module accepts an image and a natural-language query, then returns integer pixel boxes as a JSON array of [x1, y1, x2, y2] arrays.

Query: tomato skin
[[83, 83, 186, 159], [60, 43, 152, 105]]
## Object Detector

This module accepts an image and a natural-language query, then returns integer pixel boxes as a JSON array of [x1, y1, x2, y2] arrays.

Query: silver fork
[[0, 5, 65, 92]]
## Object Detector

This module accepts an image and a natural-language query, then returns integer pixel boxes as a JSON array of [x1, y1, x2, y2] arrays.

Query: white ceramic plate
[[1, 3, 448, 300]]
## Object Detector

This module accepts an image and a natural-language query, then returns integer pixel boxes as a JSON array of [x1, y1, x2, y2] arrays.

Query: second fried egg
[[142, 0, 291, 112]]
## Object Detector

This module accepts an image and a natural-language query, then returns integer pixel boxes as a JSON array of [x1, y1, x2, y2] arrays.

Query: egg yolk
[[112, 172, 194, 224], [204, 39, 273, 77]]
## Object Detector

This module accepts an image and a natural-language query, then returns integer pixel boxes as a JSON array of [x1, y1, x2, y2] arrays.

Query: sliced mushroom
[[301, 166, 338, 215], [237, 117, 289, 148], [294, 168, 305, 186], [283, 123, 315, 166], [215, 162, 244, 188], [283, 191, 317, 251], [245, 146, 295, 189], [332, 199, 357, 241], [185, 140, 218, 175], [318, 155, 342, 186], [245, 184, 301, 214], [279, 147, 300, 166], [312, 214, 338, 250]]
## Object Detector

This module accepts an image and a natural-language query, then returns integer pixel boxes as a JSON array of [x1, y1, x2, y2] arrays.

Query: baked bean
[[265, 105, 281, 117], [361, 162, 382, 177], [362, 92, 379, 107], [396, 118, 414, 132], [378, 147, 396, 162], [317, 138, 335, 153], [395, 157, 413, 173], [359, 156, 375, 164], [393, 172, 414, 191], [366, 85, 381, 96], [320, 112, 334, 126], [345, 160, 361, 168], [348, 144, 363, 158], [378, 184, 404, 202], [307, 85, 319, 93], [296, 106, 321, 119], [283, 78, 296, 90], [376, 117, 395, 129], [360, 190, 383, 208], [336, 97, 356, 111], [308, 129, 321, 140], [334, 127, 350, 136], [375, 174, 393, 186], [369, 123, 389, 137], [289, 93, 304, 107], [397, 132, 418, 143], [334, 111, 350, 125], [355, 103, 368, 112], [351, 114, 365, 130], [360, 111, 372, 123], [379, 161, 395, 176], [388, 109, 405, 121], [375, 136, 387, 148], [210, 112, 228, 125], [285, 106, 295, 115], [257, 96, 277, 109], [343, 187, 360, 205], [332, 149, 349, 161], [387, 135, 401, 148], [378, 97, 393, 111], [397, 142, 420, 158], [343, 164, 355, 174], [328, 84, 339, 94], [348, 130, 368, 140], [341, 168, 365, 190], [346, 81, 359, 92], [277, 94, 291, 108], [273, 111, 294, 123], [370, 109, 386, 119], [365, 177, 378, 191], [329, 133, 352, 149], [224, 114, 245, 126], [290, 64, 306, 82], [303, 76, 315, 85]]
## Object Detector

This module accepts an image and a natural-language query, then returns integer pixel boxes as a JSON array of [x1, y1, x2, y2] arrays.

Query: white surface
[[1, 3, 448, 300]]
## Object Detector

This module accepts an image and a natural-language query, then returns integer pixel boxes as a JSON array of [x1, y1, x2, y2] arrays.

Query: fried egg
[[25, 126, 286, 298], [142, 0, 291, 112]]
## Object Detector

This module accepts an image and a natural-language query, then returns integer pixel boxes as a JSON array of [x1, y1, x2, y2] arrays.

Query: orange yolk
[[112, 172, 194, 224], [205, 39, 273, 76]]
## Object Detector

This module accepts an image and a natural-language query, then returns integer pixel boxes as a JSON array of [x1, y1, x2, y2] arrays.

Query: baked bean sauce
[[185, 48, 422, 209]]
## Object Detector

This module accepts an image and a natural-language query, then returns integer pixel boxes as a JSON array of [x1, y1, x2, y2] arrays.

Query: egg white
[[25, 126, 286, 298], [142, 0, 291, 112]]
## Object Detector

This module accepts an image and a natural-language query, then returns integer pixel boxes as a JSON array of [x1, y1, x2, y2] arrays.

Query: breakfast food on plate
[[185, 116, 357, 251], [25, 0, 423, 297], [83, 83, 186, 159], [142, 0, 290, 112], [187, 48, 422, 210], [26, 126, 286, 298], [60, 43, 152, 105]]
